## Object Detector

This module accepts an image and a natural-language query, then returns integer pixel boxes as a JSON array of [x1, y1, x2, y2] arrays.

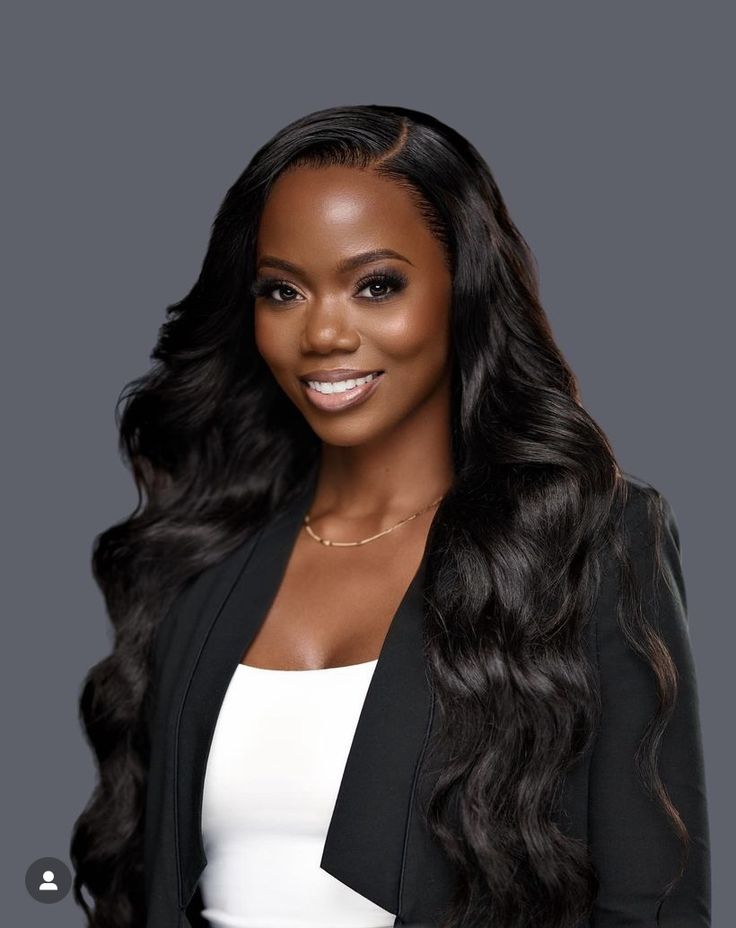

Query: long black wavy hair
[[70, 104, 688, 927]]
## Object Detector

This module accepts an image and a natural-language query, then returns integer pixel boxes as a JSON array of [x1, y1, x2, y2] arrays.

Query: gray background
[[1, 1, 731, 924]]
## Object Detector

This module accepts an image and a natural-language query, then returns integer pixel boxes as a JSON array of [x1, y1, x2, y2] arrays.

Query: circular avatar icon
[[25, 856, 72, 903]]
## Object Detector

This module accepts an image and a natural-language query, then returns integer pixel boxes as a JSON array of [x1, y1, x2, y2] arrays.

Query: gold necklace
[[303, 494, 445, 547]]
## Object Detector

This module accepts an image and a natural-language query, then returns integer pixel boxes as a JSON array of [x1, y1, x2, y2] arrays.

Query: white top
[[199, 658, 397, 928]]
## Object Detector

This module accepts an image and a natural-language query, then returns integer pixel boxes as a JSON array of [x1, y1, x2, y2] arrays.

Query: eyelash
[[249, 268, 408, 305]]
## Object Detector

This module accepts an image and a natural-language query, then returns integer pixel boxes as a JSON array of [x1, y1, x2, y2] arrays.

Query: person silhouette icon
[[39, 870, 58, 891], [25, 857, 71, 903]]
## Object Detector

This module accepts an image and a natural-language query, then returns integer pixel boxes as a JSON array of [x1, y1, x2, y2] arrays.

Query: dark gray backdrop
[[1, 1, 731, 924]]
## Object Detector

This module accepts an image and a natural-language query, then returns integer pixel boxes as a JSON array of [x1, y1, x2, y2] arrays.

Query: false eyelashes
[[249, 268, 409, 305]]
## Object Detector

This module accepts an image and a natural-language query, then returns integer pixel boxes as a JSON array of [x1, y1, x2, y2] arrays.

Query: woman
[[70, 104, 711, 928]]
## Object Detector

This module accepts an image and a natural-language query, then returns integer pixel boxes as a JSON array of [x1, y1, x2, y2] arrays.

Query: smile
[[300, 371, 385, 411]]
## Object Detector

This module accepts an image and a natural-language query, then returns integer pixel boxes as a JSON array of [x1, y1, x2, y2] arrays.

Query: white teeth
[[307, 372, 381, 394]]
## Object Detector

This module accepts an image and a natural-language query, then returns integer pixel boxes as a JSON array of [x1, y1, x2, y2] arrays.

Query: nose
[[300, 298, 360, 354]]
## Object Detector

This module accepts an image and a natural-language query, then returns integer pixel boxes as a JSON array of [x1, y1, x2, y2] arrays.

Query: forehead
[[255, 165, 438, 268]]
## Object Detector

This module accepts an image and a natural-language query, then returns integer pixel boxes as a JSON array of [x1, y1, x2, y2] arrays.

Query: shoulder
[[607, 472, 684, 609], [592, 471, 689, 675], [617, 470, 681, 552]]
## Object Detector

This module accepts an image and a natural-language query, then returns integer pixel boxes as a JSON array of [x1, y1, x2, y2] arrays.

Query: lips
[[300, 370, 385, 412], [299, 368, 384, 383]]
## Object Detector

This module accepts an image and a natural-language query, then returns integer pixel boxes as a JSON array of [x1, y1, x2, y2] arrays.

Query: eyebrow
[[255, 248, 414, 276]]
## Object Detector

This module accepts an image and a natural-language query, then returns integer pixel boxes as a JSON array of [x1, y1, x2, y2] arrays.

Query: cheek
[[373, 302, 450, 368], [254, 310, 288, 368]]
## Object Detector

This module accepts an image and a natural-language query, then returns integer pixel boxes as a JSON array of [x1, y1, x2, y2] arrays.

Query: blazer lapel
[[175, 474, 435, 919]]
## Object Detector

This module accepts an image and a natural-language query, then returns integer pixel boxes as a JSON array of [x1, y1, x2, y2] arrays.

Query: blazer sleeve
[[587, 488, 711, 926]]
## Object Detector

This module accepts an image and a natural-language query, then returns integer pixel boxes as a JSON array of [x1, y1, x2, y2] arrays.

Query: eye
[[354, 270, 408, 302], [249, 277, 303, 304], [249, 267, 409, 306]]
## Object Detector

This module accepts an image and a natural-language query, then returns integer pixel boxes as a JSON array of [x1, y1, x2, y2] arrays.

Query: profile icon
[[25, 857, 71, 903], [39, 869, 58, 891]]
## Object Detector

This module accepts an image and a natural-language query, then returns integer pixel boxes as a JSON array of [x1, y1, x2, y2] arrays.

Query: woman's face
[[252, 164, 453, 447]]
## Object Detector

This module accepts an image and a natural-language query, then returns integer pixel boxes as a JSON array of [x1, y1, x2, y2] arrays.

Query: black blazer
[[142, 472, 711, 928]]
